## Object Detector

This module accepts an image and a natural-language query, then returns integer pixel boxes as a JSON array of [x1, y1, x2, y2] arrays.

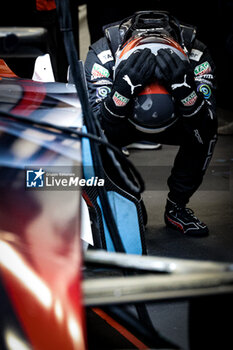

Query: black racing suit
[[84, 24, 218, 206]]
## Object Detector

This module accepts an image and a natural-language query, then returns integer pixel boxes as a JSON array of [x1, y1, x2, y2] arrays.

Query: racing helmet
[[115, 14, 188, 133]]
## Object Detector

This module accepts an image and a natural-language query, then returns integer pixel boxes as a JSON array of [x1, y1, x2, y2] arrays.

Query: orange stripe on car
[[92, 307, 148, 349]]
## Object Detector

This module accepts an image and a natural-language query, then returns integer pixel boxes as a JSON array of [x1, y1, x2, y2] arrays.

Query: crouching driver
[[84, 11, 218, 237]]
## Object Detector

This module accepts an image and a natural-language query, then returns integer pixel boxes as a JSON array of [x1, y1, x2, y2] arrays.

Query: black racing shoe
[[164, 198, 209, 237]]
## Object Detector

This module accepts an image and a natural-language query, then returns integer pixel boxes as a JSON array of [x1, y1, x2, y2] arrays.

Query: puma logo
[[171, 74, 191, 90], [123, 75, 142, 94]]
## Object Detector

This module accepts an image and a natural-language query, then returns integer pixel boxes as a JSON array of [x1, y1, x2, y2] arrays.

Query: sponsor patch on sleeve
[[198, 83, 212, 99], [91, 63, 110, 80], [96, 86, 111, 100], [97, 50, 114, 64], [93, 79, 113, 85], [189, 49, 203, 61], [194, 61, 211, 76]]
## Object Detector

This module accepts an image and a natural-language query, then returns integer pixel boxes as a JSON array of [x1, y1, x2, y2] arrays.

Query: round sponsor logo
[[96, 86, 111, 99], [198, 84, 211, 99]]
